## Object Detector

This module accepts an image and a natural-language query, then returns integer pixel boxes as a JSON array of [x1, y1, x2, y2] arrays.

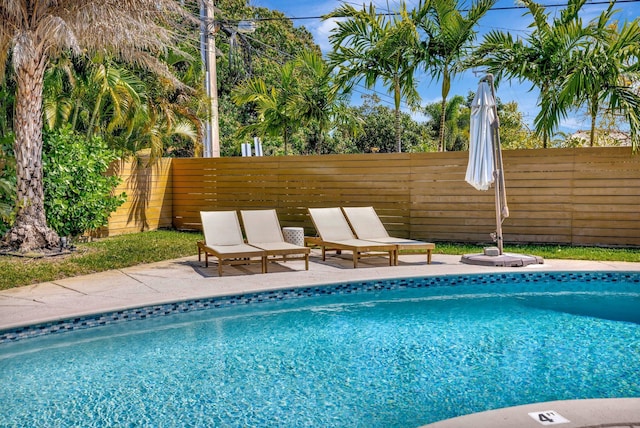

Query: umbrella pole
[[492, 129, 504, 255], [487, 75, 508, 255]]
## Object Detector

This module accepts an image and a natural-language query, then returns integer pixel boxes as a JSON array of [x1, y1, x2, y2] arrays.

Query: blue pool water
[[1, 272, 639, 427]]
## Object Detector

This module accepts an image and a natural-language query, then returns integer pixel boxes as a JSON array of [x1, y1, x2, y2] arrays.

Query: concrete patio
[[2, 251, 640, 331]]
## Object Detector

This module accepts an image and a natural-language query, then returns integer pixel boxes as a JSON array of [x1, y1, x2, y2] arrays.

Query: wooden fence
[[96, 159, 173, 237], [105, 147, 640, 247]]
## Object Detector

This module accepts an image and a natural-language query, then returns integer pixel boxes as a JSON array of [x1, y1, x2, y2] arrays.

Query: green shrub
[[43, 127, 126, 237], [0, 135, 16, 235]]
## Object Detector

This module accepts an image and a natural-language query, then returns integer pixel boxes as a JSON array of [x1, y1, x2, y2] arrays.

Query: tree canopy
[[1, 0, 203, 252], [326, 3, 422, 152], [475, 0, 640, 150]]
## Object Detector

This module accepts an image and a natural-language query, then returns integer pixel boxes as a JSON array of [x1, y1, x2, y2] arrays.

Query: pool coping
[[422, 397, 640, 427], [1, 252, 639, 334], [2, 268, 639, 343]]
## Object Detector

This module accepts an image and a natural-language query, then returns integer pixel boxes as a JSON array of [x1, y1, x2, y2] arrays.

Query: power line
[[237, 0, 639, 109], [238, 31, 404, 109], [242, 0, 640, 23]]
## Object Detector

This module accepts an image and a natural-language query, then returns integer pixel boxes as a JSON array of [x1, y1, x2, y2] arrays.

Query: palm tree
[[553, 6, 640, 150], [474, 0, 592, 147], [43, 54, 77, 132], [123, 96, 199, 162], [325, 3, 422, 152], [424, 95, 468, 151], [291, 51, 361, 154], [43, 48, 203, 160], [231, 60, 300, 155], [415, 0, 495, 151], [0, 0, 201, 252], [85, 60, 145, 141], [43, 55, 146, 140]]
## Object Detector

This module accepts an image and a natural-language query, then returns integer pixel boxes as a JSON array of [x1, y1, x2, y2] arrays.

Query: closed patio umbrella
[[466, 78, 499, 191], [465, 74, 509, 253], [461, 75, 542, 267]]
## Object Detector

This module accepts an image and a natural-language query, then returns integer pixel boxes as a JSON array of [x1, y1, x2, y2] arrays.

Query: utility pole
[[202, 1, 220, 157]]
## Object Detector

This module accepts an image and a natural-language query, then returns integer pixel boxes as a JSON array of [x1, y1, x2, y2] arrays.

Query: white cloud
[[308, 17, 341, 52], [559, 115, 590, 133], [409, 110, 429, 123]]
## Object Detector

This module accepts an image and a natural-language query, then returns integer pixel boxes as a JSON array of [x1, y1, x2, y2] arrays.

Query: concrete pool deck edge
[[1, 252, 639, 332], [423, 397, 640, 428]]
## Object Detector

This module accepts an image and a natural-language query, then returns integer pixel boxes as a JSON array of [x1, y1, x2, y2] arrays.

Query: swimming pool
[[1, 272, 639, 427]]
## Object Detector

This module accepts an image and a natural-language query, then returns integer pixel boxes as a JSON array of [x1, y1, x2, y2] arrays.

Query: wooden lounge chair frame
[[240, 209, 310, 270], [198, 211, 267, 276], [342, 206, 436, 265], [307, 207, 396, 268]]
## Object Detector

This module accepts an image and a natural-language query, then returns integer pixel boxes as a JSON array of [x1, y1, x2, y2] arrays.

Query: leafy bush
[[0, 135, 16, 235], [43, 127, 126, 237]]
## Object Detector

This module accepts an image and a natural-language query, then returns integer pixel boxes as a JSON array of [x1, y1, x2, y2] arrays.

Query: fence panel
[[104, 147, 640, 247], [96, 159, 173, 237]]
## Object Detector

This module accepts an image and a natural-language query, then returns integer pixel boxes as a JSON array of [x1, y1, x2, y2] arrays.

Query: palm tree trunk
[[2, 47, 60, 252], [284, 127, 289, 155], [394, 106, 402, 153], [439, 96, 447, 152], [589, 97, 598, 147], [87, 92, 104, 139], [541, 83, 549, 148], [393, 78, 402, 153], [71, 99, 81, 130]]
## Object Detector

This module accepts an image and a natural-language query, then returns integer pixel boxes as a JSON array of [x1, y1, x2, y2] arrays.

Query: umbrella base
[[461, 250, 544, 267]]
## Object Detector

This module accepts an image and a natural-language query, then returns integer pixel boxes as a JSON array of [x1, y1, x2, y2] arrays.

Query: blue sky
[[248, 0, 639, 132]]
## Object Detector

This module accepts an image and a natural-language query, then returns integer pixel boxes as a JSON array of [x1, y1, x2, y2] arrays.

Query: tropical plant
[[0, 66, 16, 234], [43, 49, 203, 161], [0, 137, 16, 235], [214, 0, 320, 154], [42, 53, 79, 132], [0, 0, 201, 252], [495, 101, 543, 150], [231, 50, 356, 155], [122, 46, 205, 160], [290, 51, 361, 154], [325, 2, 422, 152], [44, 55, 148, 139], [415, 0, 495, 151], [231, 59, 301, 155], [552, 6, 640, 150], [0, 57, 16, 142], [43, 127, 126, 238], [473, 0, 593, 147], [424, 95, 469, 151]]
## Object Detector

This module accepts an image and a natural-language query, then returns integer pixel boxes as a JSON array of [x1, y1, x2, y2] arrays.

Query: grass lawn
[[0, 229, 639, 290], [0, 230, 202, 291]]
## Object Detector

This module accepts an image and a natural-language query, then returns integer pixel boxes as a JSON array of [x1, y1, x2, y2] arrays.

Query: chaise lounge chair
[[240, 209, 310, 271], [341, 206, 436, 265], [197, 211, 267, 276], [307, 207, 396, 268]]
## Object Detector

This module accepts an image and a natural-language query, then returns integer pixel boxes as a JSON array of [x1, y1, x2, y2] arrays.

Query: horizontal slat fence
[[103, 147, 640, 247], [94, 159, 173, 237], [172, 154, 414, 237], [169, 147, 640, 247]]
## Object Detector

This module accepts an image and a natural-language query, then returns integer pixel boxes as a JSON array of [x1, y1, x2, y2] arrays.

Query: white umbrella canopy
[[465, 80, 497, 191]]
